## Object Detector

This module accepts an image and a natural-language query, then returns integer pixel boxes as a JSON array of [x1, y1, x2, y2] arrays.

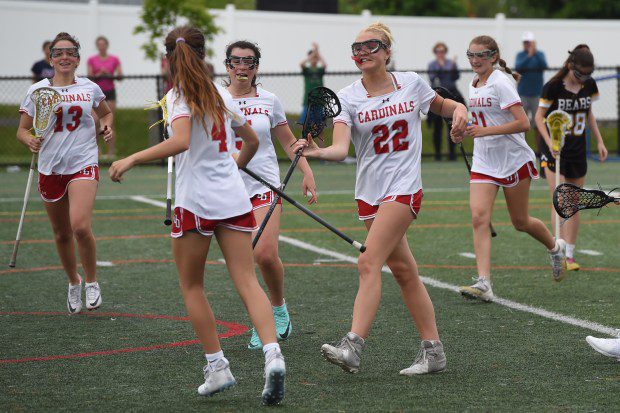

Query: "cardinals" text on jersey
[[357, 101, 415, 124]]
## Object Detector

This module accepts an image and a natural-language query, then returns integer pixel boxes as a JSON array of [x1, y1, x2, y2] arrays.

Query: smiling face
[[467, 43, 496, 76], [50, 40, 80, 75], [225, 47, 258, 86], [351, 30, 390, 72]]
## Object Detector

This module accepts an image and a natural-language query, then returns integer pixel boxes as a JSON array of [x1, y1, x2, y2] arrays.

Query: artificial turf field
[[0, 160, 619, 411]]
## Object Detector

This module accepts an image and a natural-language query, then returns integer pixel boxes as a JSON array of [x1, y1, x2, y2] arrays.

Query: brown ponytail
[[165, 26, 230, 134], [470, 35, 520, 81], [549, 44, 593, 82]]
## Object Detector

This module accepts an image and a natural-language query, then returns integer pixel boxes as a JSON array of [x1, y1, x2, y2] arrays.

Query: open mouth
[[236, 74, 248, 81]]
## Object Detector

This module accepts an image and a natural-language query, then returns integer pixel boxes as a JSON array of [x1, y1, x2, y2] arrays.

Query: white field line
[[0, 194, 167, 203], [130, 196, 618, 336], [578, 250, 603, 256], [458, 252, 477, 259]]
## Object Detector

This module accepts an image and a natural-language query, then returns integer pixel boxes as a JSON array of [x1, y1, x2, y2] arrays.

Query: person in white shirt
[[293, 22, 468, 376], [109, 26, 286, 406], [456, 35, 567, 303], [17, 32, 113, 314], [223, 40, 318, 350]]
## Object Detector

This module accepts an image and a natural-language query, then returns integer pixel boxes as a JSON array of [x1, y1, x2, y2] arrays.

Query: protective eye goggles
[[351, 39, 388, 56], [573, 68, 593, 81], [50, 47, 80, 58], [466, 49, 497, 60], [225, 56, 259, 69]]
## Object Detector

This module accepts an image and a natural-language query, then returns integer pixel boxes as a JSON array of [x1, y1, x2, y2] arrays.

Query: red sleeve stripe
[[171, 114, 191, 123], [333, 119, 349, 125], [501, 101, 523, 110], [276, 120, 288, 126]]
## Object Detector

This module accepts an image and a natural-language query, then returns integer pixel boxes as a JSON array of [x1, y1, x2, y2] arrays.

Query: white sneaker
[[197, 358, 237, 397], [85, 281, 102, 310], [549, 239, 567, 282], [262, 349, 285, 405], [586, 336, 620, 361], [459, 277, 494, 302], [67, 276, 83, 314], [399, 340, 447, 375]]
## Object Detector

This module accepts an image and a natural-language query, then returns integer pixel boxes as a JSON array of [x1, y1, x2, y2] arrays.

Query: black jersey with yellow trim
[[539, 78, 599, 161]]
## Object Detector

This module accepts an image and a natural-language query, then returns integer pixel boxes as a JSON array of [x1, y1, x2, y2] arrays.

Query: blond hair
[[470, 35, 520, 82], [361, 22, 394, 64]]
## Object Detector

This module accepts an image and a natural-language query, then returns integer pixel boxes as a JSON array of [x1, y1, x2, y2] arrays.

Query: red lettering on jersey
[[468, 97, 493, 108], [357, 101, 416, 124]]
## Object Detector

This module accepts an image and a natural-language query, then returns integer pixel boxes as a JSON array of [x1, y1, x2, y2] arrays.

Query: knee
[[254, 245, 279, 269], [72, 225, 92, 241], [388, 260, 416, 287], [357, 254, 382, 281], [511, 216, 529, 232], [53, 230, 72, 245], [471, 210, 490, 229]]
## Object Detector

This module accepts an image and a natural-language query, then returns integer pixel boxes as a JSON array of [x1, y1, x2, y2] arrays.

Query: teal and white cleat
[[274, 302, 292, 340], [248, 327, 262, 350]]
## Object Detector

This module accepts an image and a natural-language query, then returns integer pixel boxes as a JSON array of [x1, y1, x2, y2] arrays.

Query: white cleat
[[549, 239, 567, 282], [67, 276, 83, 314], [459, 277, 494, 302], [262, 349, 286, 405], [85, 281, 102, 310], [197, 358, 237, 397], [399, 340, 447, 376], [586, 336, 620, 361]]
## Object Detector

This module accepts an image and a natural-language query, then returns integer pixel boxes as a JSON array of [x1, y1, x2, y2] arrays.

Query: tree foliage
[[134, 0, 221, 61], [339, 0, 467, 17]]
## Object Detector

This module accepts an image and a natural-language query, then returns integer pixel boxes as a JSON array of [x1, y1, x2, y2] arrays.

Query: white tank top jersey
[[333, 71, 436, 205], [166, 84, 252, 220], [231, 87, 288, 197], [468, 70, 536, 178], [19, 77, 105, 175]]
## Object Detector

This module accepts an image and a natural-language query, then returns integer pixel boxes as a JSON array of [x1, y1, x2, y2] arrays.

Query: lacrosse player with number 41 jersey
[[17, 32, 113, 315], [294, 22, 469, 376], [456, 35, 567, 304], [535, 44, 608, 272]]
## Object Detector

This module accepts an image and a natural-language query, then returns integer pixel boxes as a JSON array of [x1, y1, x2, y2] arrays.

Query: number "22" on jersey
[[372, 119, 409, 154]]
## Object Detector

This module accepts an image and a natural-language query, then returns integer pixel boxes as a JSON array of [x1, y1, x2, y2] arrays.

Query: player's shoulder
[[27, 79, 51, 94], [394, 71, 423, 87], [489, 69, 512, 85], [584, 77, 598, 92], [75, 76, 100, 88], [256, 86, 277, 101], [337, 79, 364, 102]]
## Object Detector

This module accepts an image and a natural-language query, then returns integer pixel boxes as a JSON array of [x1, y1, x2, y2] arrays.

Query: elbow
[[521, 119, 531, 133]]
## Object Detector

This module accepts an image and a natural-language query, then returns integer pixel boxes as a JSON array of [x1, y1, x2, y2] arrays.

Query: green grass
[[1, 160, 619, 411]]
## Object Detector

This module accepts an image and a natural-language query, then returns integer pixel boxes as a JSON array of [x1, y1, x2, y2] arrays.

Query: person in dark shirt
[[31, 40, 54, 83], [299, 43, 326, 124], [427, 42, 463, 160], [535, 44, 608, 272]]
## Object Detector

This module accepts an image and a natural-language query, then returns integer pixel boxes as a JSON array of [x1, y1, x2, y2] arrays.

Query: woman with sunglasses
[[535, 45, 607, 272], [457, 35, 566, 303], [223, 40, 318, 350], [110, 27, 286, 405], [293, 22, 468, 376], [17, 32, 113, 314]]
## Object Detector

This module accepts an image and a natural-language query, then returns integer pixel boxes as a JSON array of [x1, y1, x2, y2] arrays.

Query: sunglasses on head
[[466, 49, 497, 60], [50, 47, 79, 58], [225, 56, 259, 69], [573, 67, 593, 81], [351, 39, 388, 56]]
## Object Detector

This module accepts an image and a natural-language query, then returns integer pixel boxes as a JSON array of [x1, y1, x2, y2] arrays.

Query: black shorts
[[540, 152, 587, 179], [103, 89, 116, 101]]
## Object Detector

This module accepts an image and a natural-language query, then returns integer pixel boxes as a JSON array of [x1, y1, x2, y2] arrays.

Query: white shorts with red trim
[[250, 190, 282, 211], [470, 161, 539, 187], [171, 207, 258, 238], [356, 190, 423, 221], [38, 165, 99, 202]]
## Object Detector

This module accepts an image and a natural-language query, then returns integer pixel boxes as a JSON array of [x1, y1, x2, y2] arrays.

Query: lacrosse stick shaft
[[252, 151, 302, 248], [9, 154, 37, 267], [242, 167, 366, 252], [554, 155, 561, 239], [164, 156, 173, 226]]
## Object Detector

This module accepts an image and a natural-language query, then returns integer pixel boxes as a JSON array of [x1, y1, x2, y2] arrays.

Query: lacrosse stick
[[147, 96, 173, 225], [252, 86, 341, 248], [545, 110, 573, 238], [9, 87, 62, 267], [553, 183, 619, 219], [434, 86, 497, 237]]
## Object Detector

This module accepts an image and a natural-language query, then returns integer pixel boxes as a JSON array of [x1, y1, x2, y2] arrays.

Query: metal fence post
[[617, 66, 620, 155]]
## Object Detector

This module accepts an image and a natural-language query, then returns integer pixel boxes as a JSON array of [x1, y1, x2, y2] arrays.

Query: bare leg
[[253, 206, 285, 306], [67, 180, 99, 283], [216, 226, 277, 345], [470, 183, 499, 279], [43, 196, 80, 285]]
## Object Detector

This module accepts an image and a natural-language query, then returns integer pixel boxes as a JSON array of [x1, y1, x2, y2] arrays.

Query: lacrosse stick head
[[31, 87, 62, 138], [301, 87, 341, 140], [146, 96, 168, 130], [545, 110, 573, 153], [553, 183, 614, 219]]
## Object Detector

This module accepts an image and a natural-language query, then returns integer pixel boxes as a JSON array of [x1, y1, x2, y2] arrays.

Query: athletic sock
[[262, 342, 281, 355], [566, 244, 575, 259], [549, 241, 560, 253], [205, 350, 226, 370]]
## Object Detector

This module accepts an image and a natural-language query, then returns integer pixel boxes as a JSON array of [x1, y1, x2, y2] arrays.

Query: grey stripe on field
[[130, 196, 617, 337]]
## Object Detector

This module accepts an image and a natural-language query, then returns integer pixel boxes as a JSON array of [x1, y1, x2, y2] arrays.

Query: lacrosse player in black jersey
[[535, 44, 608, 272]]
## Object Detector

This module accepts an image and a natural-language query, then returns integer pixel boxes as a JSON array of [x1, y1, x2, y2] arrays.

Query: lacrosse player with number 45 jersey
[[456, 35, 567, 304], [294, 22, 469, 376], [224, 40, 318, 351], [535, 45, 608, 272], [17, 32, 113, 315]]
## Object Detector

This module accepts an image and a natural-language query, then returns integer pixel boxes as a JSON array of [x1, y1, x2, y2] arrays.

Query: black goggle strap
[[225, 56, 259, 69], [50, 46, 80, 58], [351, 39, 387, 56]]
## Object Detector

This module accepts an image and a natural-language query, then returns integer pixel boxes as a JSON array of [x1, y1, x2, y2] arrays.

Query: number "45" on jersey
[[372, 119, 409, 154]]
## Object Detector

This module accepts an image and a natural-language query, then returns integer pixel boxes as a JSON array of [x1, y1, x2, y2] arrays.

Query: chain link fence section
[[1, 67, 618, 164]]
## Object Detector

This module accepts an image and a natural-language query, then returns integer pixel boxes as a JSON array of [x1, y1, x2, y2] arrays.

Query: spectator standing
[[87, 36, 123, 159], [31, 40, 54, 83], [515, 31, 548, 158], [299, 43, 326, 123], [427, 42, 463, 161]]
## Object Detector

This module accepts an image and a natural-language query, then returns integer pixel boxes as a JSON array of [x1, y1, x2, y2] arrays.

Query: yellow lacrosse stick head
[[145, 95, 168, 129], [545, 110, 573, 153], [31, 87, 62, 138]]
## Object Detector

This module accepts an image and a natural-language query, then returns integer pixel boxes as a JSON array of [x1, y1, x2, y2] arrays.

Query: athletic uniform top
[[468, 69, 536, 178], [166, 84, 251, 219], [231, 87, 288, 197], [334, 71, 436, 205], [19, 77, 105, 175], [539, 77, 599, 162]]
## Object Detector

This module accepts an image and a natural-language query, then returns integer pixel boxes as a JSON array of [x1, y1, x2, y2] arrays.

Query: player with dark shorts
[[535, 44, 608, 271]]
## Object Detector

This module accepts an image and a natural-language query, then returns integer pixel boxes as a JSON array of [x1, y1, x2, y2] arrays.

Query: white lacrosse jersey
[[19, 77, 105, 175], [333, 72, 436, 205], [231, 87, 288, 197], [468, 70, 536, 178], [166, 84, 252, 219]]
